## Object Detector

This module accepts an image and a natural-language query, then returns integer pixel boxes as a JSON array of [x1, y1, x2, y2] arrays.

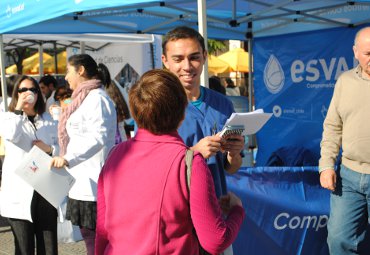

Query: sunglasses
[[18, 87, 39, 93]]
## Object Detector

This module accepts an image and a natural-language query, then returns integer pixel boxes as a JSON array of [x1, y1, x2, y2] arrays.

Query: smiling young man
[[162, 26, 244, 198]]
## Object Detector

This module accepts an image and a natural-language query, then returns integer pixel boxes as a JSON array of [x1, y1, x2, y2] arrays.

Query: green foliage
[[207, 39, 226, 55]]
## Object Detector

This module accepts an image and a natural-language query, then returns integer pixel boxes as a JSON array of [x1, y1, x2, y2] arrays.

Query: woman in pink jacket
[[95, 69, 245, 255]]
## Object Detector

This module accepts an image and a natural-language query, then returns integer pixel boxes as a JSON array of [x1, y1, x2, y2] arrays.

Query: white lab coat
[[63, 88, 116, 202], [0, 111, 58, 221]]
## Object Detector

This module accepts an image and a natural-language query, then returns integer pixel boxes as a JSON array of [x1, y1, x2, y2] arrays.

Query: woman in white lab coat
[[51, 54, 116, 255], [0, 75, 59, 255]]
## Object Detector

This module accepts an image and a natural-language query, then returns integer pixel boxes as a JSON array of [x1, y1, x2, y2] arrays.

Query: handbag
[[185, 150, 234, 255]]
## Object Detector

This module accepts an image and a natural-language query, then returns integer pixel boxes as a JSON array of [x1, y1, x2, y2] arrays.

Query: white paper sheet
[[223, 109, 273, 135], [15, 146, 75, 208]]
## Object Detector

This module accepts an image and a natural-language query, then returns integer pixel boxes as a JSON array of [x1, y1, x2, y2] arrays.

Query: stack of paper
[[223, 109, 273, 135]]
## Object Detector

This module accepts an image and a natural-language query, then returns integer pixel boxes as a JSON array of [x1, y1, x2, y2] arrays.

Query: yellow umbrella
[[32, 51, 67, 74], [218, 48, 250, 72], [208, 55, 230, 74], [6, 52, 52, 74]]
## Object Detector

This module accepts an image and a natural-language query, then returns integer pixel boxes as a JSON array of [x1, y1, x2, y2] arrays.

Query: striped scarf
[[58, 79, 102, 156]]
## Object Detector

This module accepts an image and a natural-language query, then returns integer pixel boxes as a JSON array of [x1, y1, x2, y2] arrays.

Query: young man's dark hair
[[162, 26, 206, 56], [39, 75, 58, 99], [39, 75, 58, 88]]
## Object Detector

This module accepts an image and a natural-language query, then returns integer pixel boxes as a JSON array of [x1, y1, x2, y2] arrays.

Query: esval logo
[[5, 3, 25, 18], [264, 55, 285, 94]]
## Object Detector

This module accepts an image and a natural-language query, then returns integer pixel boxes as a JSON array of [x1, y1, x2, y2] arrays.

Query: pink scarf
[[58, 79, 102, 156]]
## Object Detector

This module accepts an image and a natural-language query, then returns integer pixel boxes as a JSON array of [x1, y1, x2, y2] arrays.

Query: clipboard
[[15, 146, 75, 208]]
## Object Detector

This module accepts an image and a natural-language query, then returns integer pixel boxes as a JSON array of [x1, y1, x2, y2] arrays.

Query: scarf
[[58, 79, 102, 156]]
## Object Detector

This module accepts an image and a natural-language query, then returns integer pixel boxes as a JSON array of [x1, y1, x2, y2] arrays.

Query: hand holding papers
[[15, 146, 75, 208], [222, 109, 272, 136]]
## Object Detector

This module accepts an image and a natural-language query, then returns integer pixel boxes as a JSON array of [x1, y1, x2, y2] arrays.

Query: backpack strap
[[185, 149, 194, 192]]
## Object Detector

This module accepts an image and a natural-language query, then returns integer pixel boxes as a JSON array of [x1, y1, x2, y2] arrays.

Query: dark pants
[[7, 191, 58, 255]]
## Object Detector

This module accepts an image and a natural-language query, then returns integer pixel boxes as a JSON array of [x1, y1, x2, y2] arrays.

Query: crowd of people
[[1, 24, 369, 255], [0, 26, 245, 255]]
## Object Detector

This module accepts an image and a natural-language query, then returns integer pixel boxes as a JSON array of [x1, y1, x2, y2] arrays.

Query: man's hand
[[221, 134, 244, 156], [320, 169, 336, 191], [222, 134, 244, 174], [191, 135, 222, 159]]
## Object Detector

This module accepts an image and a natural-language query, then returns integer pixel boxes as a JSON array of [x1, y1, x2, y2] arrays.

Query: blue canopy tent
[[1, 0, 370, 111], [2, 0, 370, 38], [2, 1, 370, 254], [2, 0, 370, 105]]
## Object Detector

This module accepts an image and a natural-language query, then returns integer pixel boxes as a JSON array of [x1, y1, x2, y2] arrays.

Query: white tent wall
[[66, 34, 163, 83], [0, 33, 159, 111]]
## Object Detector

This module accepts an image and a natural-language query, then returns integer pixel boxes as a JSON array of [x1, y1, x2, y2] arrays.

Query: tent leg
[[0, 34, 8, 111], [39, 44, 44, 77], [198, 0, 209, 87], [247, 22, 256, 164], [80, 42, 86, 54]]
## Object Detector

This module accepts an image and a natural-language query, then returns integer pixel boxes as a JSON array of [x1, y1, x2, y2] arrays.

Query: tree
[[207, 39, 226, 55], [6, 48, 36, 74]]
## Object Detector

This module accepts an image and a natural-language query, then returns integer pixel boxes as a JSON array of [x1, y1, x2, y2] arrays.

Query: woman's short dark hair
[[129, 69, 188, 135], [8, 75, 45, 114]]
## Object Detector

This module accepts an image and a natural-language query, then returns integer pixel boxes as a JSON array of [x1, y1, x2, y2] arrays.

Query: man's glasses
[[18, 87, 39, 93]]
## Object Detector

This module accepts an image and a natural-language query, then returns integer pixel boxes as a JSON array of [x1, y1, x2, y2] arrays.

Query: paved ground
[[0, 216, 86, 255]]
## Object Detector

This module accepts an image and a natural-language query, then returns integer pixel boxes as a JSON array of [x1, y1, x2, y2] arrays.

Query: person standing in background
[[209, 75, 226, 95], [50, 54, 117, 255], [161, 26, 244, 199], [319, 27, 370, 255], [224, 78, 240, 96], [97, 63, 130, 143], [39, 74, 58, 110], [0, 75, 59, 255]]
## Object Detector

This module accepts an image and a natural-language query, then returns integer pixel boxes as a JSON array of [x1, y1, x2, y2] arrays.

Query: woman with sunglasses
[[0, 75, 59, 255]]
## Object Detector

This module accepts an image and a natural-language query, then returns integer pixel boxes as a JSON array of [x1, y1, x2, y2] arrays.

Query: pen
[[212, 121, 217, 135]]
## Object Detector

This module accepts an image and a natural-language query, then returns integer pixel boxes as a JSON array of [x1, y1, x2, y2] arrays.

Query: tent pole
[[39, 44, 44, 78], [247, 21, 256, 158], [54, 42, 58, 75], [80, 42, 86, 54], [247, 22, 253, 112], [0, 34, 8, 111], [198, 0, 209, 88]]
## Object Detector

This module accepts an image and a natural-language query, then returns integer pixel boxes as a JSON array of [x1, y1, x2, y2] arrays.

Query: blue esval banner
[[227, 167, 330, 255], [253, 27, 362, 166]]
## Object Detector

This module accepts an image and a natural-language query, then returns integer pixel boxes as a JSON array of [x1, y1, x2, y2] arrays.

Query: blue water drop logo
[[264, 55, 285, 94]]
